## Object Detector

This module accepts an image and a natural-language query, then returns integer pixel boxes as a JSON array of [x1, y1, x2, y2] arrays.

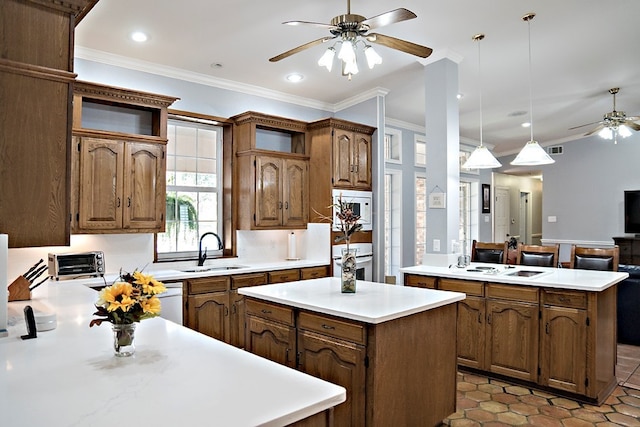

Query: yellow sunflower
[[140, 296, 162, 315], [99, 282, 136, 312], [133, 271, 167, 295]]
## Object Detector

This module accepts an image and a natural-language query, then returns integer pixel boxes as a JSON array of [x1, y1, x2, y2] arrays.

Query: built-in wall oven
[[332, 243, 373, 281]]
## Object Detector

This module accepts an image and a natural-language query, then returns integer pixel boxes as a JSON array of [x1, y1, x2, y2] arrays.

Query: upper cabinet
[[0, 0, 96, 248], [71, 81, 178, 234], [232, 112, 310, 230]]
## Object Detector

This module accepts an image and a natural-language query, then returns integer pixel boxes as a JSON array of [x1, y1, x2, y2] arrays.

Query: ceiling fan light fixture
[[619, 124, 632, 138], [343, 57, 359, 76], [364, 45, 382, 69], [318, 47, 336, 72], [338, 39, 356, 63], [598, 127, 613, 140]]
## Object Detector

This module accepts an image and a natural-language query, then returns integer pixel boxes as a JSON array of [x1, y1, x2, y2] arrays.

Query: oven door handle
[[335, 256, 373, 266]]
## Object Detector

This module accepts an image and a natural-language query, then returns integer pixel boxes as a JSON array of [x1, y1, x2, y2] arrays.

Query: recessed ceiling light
[[286, 73, 304, 83], [131, 31, 148, 43], [457, 93, 463, 99], [210, 63, 223, 69], [508, 110, 527, 117], [521, 122, 531, 128]]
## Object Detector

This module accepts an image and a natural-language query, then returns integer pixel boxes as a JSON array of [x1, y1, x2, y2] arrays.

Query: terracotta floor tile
[[479, 400, 508, 413], [466, 408, 497, 422], [605, 411, 640, 427], [619, 394, 640, 407], [491, 393, 521, 405], [483, 422, 513, 427], [465, 390, 491, 402], [509, 402, 540, 416], [504, 385, 532, 396], [495, 411, 528, 425], [457, 397, 480, 410], [527, 414, 564, 427], [520, 394, 553, 407], [570, 408, 608, 423], [594, 423, 623, 427], [613, 402, 640, 418], [539, 405, 572, 419], [478, 383, 505, 395], [458, 381, 479, 392], [449, 419, 481, 427], [550, 397, 582, 410], [562, 417, 600, 427]]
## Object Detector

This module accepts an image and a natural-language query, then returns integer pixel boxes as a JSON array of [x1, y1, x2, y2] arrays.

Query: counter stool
[[516, 244, 560, 267], [471, 240, 508, 264], [569, 245, 619, 271]]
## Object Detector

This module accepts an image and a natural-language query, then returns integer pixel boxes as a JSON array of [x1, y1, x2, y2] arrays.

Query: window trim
[[414, 134, 426, 167], [384, 127, 403, 164]]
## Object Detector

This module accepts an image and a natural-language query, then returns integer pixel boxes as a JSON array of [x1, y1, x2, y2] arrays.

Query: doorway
[[493, 187, 510, 242], [519, 191, 531, 244]]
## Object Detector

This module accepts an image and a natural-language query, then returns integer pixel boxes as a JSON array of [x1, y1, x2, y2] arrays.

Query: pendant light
[[462, 33, 502, 170], [511, 13, 555, 166]]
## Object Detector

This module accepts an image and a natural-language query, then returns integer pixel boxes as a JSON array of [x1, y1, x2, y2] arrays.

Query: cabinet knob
[[284, 201, 288, 210], [321, 324, 335, 330], [279, 201, 283, 210], [117, 197, 121, 208], [127, 197, 131, 207], [261, 309, 272, 314]]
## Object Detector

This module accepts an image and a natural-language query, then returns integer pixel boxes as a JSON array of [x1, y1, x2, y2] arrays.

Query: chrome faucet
[[198, 232, 223, 266]]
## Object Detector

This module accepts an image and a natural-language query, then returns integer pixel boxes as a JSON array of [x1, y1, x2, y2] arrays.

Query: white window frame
[[384, 127, 403, 164], [414, 134, 426, 167], [415, 172, 427, 265]]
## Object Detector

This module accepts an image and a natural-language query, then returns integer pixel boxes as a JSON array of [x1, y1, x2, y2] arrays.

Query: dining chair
[[569, 245, 619, 271], [471, 240, 508, 264], [516, 244, 560, 267]]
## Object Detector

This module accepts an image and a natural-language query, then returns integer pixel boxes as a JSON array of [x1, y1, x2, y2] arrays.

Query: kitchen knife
[[29, 276, 50, 291], [22, 259, 44, 279], [26, 265, 48, 283]]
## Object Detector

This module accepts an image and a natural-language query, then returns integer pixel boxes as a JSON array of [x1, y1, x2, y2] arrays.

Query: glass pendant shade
[[463, 145, 502, 169], [338, 40, 356, 63], [364, 45, 382, 69], [318, 47, 336, 72], [511, 140, 555, 166], [598, 127, 614, 140], [619, 125, 632, 138], [343, 58, 359, 75]]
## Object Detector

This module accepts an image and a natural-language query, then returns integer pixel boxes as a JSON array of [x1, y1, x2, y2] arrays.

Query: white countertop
[[400, 263, 629, 292], [239, 277, 466, 324], [1, 281, 345, 427]]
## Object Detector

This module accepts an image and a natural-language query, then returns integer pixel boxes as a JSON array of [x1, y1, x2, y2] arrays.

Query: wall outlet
[[433, 239, 440, 252], [548, 216, 557, 223]]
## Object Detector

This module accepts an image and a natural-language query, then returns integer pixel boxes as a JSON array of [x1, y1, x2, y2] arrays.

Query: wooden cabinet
[[245, 297, 457, 427], [71, 81, 176, 234], [613, 237, 640, 265], [254, 155, 308, 228], [300, 266, 329, 280], [0, 0, 94, 248], [485, 283, 539, 382], [185, 276, 230, 342], [229, 272, 267, 348], [540, 289, 588, 395], [74, 137, 165, 232], [404, 274, 437, 289], [268, 268, 301, 283], [332, 127, 372, 190]]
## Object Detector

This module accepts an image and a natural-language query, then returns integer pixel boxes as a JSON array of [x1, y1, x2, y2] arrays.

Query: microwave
[[48, 251, 105, 280], [332, 189, 373, 231]]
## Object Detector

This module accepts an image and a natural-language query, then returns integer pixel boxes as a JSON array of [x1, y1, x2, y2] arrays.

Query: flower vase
[[341, 248, 357, 293], [112, 323, 136, 357]]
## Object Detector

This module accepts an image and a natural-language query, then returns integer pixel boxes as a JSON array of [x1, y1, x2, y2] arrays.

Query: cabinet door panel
[[297, 330, 366, 427], [352, 133, 371, 189], [255, 156, 282, 227], [123, 142, 165, 230], [229, 291, 246, 348], [332, 130, 353, 188], [457, 296, 486, 369], [246, 316, 296, 368], [540, 306, 587, 394], [186, 292, 228, 342], [78, 138, 124, 229], [283, 159, 308, 226], [485, 300, 539, 381]]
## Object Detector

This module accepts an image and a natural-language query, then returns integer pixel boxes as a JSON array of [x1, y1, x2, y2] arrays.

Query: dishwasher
[[157, 281, 183, 325]]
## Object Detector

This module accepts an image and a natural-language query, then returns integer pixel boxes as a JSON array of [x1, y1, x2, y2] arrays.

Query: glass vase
[[112, 323, 136, 357], [341, 248, 357, 293]]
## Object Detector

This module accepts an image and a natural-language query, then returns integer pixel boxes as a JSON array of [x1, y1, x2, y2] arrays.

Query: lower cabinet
[[245, 298, 458, 427], [408, 274, 617, 404]]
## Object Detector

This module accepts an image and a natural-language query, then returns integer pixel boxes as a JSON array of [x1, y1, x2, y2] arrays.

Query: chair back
[[471, 240, 508, 264], [569, 245, 619, 271], [517, 244, 560, 267]]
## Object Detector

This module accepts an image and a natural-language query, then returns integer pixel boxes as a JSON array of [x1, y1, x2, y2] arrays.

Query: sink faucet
[[198, 232, 223, 266]]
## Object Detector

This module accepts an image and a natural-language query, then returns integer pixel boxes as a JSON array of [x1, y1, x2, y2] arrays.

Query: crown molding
[[418, 49, 465, 66], [333, 87, 389, 113], [385, 118, 425, 134], [75, 46, 334, 112]]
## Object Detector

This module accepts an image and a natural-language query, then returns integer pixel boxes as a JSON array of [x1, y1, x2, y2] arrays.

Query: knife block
[[8, 276, 31, 302]]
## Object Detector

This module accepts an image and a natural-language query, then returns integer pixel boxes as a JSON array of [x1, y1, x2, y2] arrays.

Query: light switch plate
[[433, 239, 440, 252]]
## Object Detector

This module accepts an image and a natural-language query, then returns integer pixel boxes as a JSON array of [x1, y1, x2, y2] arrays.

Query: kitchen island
[[1, 282, 345, 427], [400, 263, 628, 405], [240, 277, 466, 426]]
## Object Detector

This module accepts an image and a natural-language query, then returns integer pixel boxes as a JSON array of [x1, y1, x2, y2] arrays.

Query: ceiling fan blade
[[359, 8, 416, 30], [625, 116, 640, 122], [584, 124, 605, 136], [366, 33, 432, 58], [568, 120, 602, 131], [283, 20, 337, 30], [626, 122, 640, 131], [269, 36, 336, 62]]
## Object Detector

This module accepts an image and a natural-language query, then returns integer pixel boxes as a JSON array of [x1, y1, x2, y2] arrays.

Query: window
[[415, 174, 427, 264], [384, 128, 402, 163], [458, 181, 479, 255], [384, 171, 402, 280], [415, 136, 426, 166], [156, 117, 223, 260]]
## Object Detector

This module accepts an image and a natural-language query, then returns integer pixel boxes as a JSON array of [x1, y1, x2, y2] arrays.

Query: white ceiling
[[75, 0, 640, 156]]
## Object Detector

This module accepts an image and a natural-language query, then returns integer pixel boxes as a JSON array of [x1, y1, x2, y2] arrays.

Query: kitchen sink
[[505, 270, 545, 278], [180, 266, 247, 273]]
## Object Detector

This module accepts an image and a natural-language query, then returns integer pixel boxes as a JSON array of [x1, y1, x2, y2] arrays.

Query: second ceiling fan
[[269, 0, 432, 77]]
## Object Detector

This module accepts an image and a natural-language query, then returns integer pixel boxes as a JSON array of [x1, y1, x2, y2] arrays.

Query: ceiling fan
[[269, 0, 432, 76], [570, 87, 640, 143]]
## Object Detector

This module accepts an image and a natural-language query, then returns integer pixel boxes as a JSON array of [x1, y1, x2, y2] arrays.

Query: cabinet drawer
[[187, 276, 229, 294], [487, 283, 539, 303], [300, 266, 329, 280], [231, 272, 267, 290], [404, 274, 437, 289], [542, 289, 587, 309], [439, 278, 484, 296], [246, 299, 295, 326], [298, 311, 366, 345], [268, 269, 300, 283]]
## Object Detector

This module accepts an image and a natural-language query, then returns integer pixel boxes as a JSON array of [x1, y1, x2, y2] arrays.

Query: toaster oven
[[48, 251, 105, 280]]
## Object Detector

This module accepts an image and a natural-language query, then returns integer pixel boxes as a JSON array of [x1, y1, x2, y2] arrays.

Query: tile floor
[[443, 344, 640, 426]]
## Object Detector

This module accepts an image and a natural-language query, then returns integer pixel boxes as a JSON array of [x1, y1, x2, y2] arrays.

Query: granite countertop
[[239, 277, 466, 324], [400, 263, 629, 292], [1, 281, 345, 427]]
